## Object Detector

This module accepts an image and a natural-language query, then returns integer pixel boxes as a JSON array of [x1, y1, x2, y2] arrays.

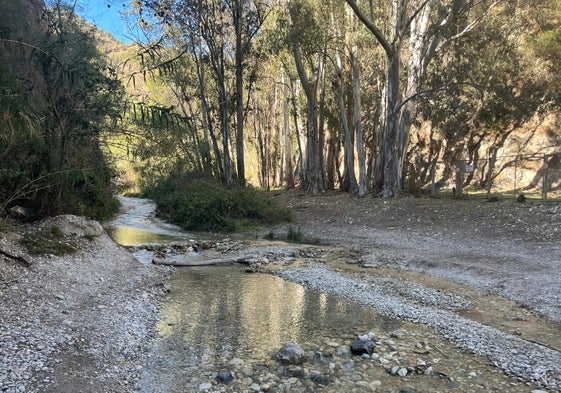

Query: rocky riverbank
[[130, 238, 559, 392], [2, 192, 561, 393], [0, 215, 172, 393]]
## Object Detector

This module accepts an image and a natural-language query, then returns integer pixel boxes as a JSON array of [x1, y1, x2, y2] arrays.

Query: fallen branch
[[152, 254, 256, 267], [0, 248, 31, 267]]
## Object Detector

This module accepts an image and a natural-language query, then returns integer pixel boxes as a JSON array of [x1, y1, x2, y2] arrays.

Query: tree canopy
[[116, 0, 560, 198]]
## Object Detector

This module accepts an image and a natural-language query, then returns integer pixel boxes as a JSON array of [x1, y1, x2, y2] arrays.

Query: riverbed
[[107, 196, 558, 392]]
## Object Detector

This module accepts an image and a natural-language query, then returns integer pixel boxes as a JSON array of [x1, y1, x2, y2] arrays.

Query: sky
[[76, 0, 137, 43]]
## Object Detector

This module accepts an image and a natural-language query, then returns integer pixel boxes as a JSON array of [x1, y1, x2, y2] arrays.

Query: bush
[[0, 6, 123, 222], [146, 174, 294, 232], [286, 226, 320, 244]]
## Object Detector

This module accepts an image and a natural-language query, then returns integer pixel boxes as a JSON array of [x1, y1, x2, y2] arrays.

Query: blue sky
[[76, 0, 136, 43]]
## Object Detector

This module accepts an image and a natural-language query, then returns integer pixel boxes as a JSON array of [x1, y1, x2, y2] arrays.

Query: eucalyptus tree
[[330, 2, 372, 196], [416, 1, 556, 190], [140, 0, 267, 186], [331, 6, 358, 195], [285, 0, 329, 194], [344, 0, 503, 197]]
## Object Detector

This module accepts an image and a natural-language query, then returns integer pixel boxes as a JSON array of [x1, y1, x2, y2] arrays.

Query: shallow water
[[106, 196, 186, 246], [141, 266, 401, 392]]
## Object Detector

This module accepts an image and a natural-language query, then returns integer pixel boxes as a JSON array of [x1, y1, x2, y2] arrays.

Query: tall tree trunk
[[383, 50, 400, 197], [282, 73, 295, 189], [397, 0, 433, 189], [234, 0, 246, 185], [351, 46, 367, 196], [292, 43, 323, 194], [317, 50, 327, 188], [335, 50, 357, 194], [217, 74, 232, 186], [290, 84, 305, 185], [194, 49, 216, 176]]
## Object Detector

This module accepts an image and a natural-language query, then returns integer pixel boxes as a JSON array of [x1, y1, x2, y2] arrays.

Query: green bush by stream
[[145, 174, 294, 232]]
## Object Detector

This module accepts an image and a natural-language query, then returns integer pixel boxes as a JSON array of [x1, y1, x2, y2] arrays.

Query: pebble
[[4, 211, 560, 393]]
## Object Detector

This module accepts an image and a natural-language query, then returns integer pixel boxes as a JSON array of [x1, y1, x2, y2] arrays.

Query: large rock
[[275, 343, 306, 365], [350, 339, 375, 356]]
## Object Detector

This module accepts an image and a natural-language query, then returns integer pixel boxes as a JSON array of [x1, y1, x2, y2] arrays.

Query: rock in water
[[275, 343, 306, 365], [216, 371, 233, 384], [350, 339, 375, 356]]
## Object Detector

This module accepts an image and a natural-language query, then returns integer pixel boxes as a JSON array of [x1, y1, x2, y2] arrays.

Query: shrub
[[146, 174, 294, 232]]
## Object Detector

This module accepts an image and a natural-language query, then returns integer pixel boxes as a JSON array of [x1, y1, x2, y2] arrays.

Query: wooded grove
[[123, 0, 561, 197], [1, 0, 561, 220]]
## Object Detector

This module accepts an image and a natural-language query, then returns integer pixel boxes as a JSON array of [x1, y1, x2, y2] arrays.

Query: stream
[[107, 196, 537, 393]]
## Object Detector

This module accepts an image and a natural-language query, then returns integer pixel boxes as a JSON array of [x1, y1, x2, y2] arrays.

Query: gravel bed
[[0, 215, 171, 393], [3, 194, 561, 393], [356, 274, 471, 311], [279, 263, 561, 391]]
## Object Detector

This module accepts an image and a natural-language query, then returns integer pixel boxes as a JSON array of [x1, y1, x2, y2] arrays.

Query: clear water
[[106, 196, 187, 246], [141, 266, 398, 392]]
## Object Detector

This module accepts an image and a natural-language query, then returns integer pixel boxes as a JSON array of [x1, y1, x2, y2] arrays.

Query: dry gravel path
[[0, 215, 171, 393]]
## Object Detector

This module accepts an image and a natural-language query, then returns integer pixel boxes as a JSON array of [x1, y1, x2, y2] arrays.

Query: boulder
[[350, 339, 375, 356], [275, 343, 306, 365]]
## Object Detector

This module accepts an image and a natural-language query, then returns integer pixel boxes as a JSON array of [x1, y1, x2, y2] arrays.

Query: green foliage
[[0, 0, 123, 221], [287, 0, 327, 55], [0, 64, 47, 212], [535, 29, 561, 62], [19, 225, 77, 255], [286, 226, 320, 244], [146, 172, 294, 232]]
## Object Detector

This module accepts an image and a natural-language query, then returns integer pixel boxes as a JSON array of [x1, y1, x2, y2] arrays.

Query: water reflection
[[142, 265, 400, 392], [105, 197, 402, 391], [106, 196, 187, 246], [106, 226, 182, 246]]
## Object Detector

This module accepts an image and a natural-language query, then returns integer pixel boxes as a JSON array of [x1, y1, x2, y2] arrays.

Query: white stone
[[228, 357, 244, 368]]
